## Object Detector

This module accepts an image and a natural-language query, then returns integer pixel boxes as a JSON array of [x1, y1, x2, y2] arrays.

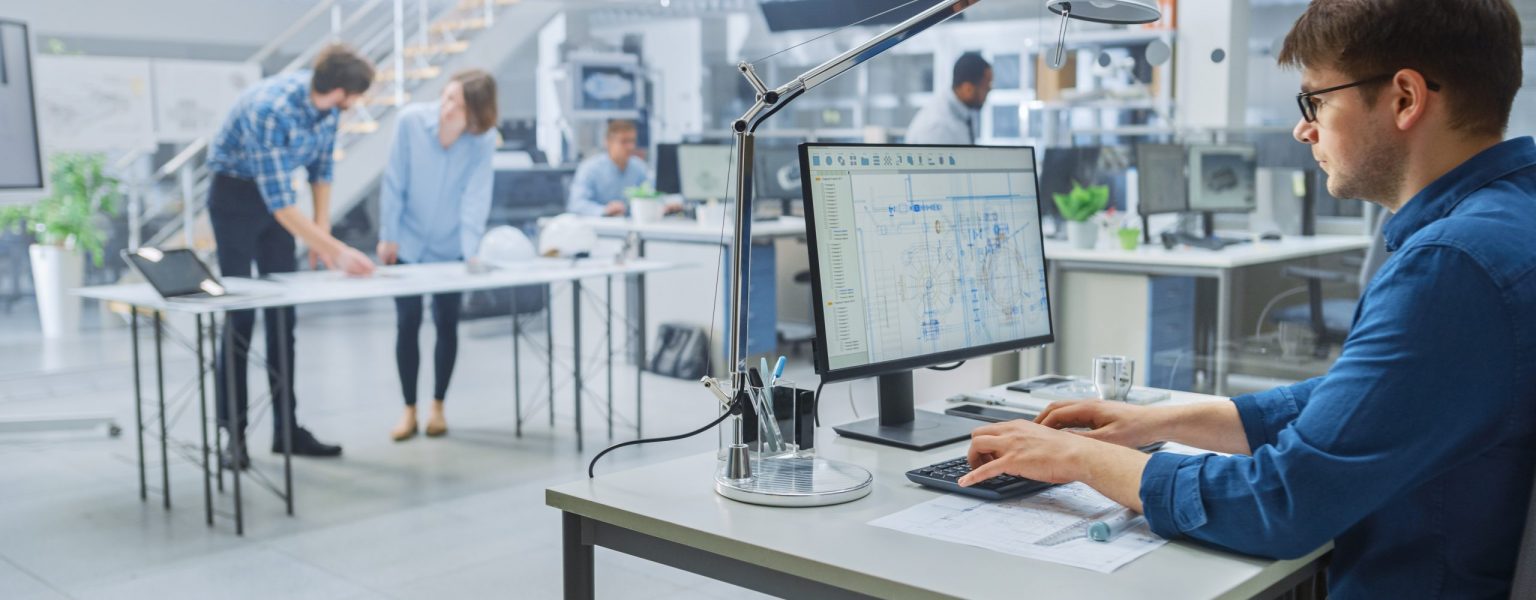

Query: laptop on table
[[121, 248, 274, 304]]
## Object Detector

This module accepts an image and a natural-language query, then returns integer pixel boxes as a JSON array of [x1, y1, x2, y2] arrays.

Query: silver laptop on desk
[[121, 248, 276, 305]]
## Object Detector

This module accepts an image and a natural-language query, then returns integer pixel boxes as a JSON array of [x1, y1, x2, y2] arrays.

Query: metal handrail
[[249, 0, 343, 66]]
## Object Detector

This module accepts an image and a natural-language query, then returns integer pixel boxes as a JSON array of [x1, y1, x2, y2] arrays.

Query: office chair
[[1268, 210, 1392, 355]]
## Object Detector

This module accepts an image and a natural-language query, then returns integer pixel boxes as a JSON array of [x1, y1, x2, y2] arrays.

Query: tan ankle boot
[[425, 400, 447, 437], [392, 408, 418, 441]]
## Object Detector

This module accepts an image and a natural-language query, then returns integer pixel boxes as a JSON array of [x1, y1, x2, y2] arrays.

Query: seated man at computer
[[959, 1, 1533, 597], [566, 119, 650, 217]]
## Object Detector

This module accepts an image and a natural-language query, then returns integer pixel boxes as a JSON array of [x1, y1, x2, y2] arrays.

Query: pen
[[1088, 509, 1141, 542], [770, 356, 786, 387]]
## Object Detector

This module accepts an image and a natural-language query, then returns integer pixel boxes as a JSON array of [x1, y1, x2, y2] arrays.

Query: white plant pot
[[29, 244, 85, 339], [1066, 220, 1099, 250], [631, 200, 665, 225]]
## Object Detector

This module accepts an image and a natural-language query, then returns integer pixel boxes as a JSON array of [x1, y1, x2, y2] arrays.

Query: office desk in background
[[548, 386, 1328, 600], [76, 258, 678, 535], [1042, 234, 1373, 396]]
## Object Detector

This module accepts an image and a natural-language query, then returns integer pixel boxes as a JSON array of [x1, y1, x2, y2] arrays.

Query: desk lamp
[[705, 0, 1161, 508], [1043, 0, 1165, 69]]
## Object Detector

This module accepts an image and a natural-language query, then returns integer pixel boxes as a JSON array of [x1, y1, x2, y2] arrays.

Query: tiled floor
[[0, 295, 871, 599]]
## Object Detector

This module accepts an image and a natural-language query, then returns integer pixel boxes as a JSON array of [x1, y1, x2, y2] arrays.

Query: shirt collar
[[1383, 136, 1536, 251], [945, 89, 972, 122], [291, 70, 325, 122]]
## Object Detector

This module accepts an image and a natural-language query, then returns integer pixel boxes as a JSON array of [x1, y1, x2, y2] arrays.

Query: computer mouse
[[1261, 232, 1283, 241]]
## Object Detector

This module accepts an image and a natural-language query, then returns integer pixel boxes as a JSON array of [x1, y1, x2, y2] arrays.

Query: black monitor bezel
[[798, 142, 1055, 383]]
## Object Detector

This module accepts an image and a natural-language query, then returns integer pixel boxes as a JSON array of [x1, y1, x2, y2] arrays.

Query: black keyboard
[[905, 457, 1054, 501]]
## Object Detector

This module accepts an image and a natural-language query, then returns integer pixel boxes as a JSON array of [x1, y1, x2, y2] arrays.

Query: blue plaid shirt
[[1139, 137, 1536, 599], [207, 70, 339, 213]]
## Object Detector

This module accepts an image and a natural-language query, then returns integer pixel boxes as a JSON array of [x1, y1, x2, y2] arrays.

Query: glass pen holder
[[718, 381, 816, 467]]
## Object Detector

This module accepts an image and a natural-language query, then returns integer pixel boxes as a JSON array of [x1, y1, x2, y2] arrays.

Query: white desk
[[1042, 234, 1372, 395], [77, 258, 677, 535], [574, 215, 808, 244], [548, 387, 1328, 599]]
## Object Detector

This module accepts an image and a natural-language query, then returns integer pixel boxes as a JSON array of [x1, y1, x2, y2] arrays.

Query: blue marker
[[1089, 509, 1141, 542], [771, 356, 786, 386]]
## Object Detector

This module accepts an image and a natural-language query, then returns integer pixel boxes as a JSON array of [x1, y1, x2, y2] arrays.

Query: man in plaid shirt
[[206, 44, 376, 468]]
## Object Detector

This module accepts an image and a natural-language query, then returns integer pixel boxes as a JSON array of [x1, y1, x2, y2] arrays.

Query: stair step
[[363, 93, 411, 107], [455, 0, 518, 11], [403, 41, 470, 58], [374, 66, 442, 82], [430, 18, 487, 34], [340, 121, 380, 135]]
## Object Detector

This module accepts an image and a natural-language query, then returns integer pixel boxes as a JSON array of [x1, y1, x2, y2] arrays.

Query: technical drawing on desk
[[807, 146, 1050, 370]]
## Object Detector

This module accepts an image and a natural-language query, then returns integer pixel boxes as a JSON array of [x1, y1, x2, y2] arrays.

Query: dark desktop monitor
[[1037, 146, 1132, 222], [754, 146, 802, 202], [800, 143, 1055, 450], [490, 167, 574, 226], [654, 143, 680, 194], [1187, 144, 1258, 213], [1135, 143, 1188, 215]]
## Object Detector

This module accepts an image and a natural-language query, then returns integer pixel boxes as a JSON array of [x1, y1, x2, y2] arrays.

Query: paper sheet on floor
[[869, 482, 1168, 573]]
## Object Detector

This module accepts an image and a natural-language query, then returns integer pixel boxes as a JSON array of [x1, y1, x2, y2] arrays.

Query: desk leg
[[546, 285, 554, 428], [563, 511, 595, 600], [154, 312, 170, 510], [573, 280, 583, 453], [629, 241, 646, 438], [606, 276, 613, 442], [1215, 271, 1231, 396], [131, 307, 146, 502], [196, 314, 212, 526], [223, 314, 244, 536], [512, 288, 522, 438], [276, 307, 293, 516], [212, 315, 223, 493]]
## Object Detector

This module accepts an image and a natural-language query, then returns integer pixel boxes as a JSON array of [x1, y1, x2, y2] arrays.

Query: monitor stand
[[832, 371, 980, 451]]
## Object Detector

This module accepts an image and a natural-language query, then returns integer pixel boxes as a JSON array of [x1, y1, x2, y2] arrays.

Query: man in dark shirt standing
[[206, 45, 377, 468], [959, 1, 1534, 596]]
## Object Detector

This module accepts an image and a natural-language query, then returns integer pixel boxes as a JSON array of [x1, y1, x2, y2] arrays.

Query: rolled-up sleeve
[[306, 124, 337, 184], [1138, 246, 1517, 559]]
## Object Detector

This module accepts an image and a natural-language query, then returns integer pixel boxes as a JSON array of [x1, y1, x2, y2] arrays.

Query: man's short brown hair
[[1278, 0, 1522, 137], [311, 44, 375, 96], [451, 69, 498, 135], [606, 119, 638, 139]]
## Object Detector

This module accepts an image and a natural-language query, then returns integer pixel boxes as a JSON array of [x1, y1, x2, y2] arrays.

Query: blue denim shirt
[[565, 153, 650, 216], [207, 70, 338, 212], [1139, 137, 1536, 599], [377, 102, 495, 263]]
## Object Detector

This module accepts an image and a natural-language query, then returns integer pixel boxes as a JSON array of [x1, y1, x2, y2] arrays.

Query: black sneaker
[[221, 440, 250, 470], [271, 426, 343, 457]]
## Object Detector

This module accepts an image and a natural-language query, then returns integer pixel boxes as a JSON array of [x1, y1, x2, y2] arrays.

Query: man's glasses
[[1296, 73, 1442, 123]]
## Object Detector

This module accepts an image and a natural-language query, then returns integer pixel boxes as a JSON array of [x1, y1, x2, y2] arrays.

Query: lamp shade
[[1046, 0, 1162, 25]]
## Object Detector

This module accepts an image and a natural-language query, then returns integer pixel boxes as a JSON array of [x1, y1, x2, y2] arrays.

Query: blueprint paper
[[870, 482, 1167, 573]]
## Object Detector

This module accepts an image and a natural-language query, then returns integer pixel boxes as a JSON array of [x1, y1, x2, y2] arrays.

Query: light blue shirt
[[566, 152, 650, 216], [378, 102, 496, 263], [905, 89, 976, 145]]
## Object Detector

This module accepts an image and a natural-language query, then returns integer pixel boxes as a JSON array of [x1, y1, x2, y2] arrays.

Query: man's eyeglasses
[[1295, 73, 1442, 123]]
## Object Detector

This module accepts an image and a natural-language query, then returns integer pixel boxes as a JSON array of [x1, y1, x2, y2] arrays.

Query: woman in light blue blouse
[[377, 69, 498, 441]]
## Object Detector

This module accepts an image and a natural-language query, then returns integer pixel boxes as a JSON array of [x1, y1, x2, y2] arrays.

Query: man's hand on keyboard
[[958, 420, 1093, 487], [1035, 400, 1163, 449]]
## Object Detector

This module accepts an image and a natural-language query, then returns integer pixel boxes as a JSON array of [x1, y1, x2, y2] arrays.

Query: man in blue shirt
[[206, 45, 377, 468], [376, 69, 498, 441], [566, 120, 650, 217], [960, 1, 1532, 596]]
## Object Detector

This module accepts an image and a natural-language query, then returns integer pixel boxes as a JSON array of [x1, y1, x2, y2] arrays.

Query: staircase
[[135, 0, 561, 253]]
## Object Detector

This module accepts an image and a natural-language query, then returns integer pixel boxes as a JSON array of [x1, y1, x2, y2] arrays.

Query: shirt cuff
[[1139, 451, 1210, 539], [1230, 387, 1302, 450]]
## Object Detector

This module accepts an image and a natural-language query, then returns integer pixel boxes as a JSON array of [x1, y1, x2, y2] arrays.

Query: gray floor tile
[[0, 556, 69, 600], [71, 545, 379, 600]]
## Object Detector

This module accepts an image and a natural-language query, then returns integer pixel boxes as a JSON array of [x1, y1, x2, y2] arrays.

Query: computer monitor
[[1187, 145, 1258, 213], [754, 146, 802, 202], [653, 143, 680, 195], [801, 143, 1055, 450], [1037, 146, 1132, 224], [0, 19, 47, 206], [490, 167, 574, 226], [1134, 143, 1188, 215], [678, 143, 733, 202]]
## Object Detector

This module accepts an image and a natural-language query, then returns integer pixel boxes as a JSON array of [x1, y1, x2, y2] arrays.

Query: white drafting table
[[548, 386, 1329, 600], [76, 258, 678, 535], [1042, 234, 1373, 395]]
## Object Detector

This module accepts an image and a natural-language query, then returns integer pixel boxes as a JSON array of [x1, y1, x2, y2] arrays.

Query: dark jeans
[[394, 261, 462, 406], [208, 174, 298, 436]]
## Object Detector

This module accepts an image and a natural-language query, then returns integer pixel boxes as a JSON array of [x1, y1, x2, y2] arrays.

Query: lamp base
[[714, 456, 872, 507]]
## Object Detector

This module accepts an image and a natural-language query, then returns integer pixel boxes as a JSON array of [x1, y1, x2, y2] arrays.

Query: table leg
[[606, 276, 613, 442], [212, 315, 224, 493], [131, 307, 145, 502], [630, 241, 646, 438], [276, 307, 293, 516], [563, 511, 594, 600], [196, 314, 212, 526], [154, 311, 170, 510], [573, 280, 583, 453], [1216, 270, 1231, 396], [547, 285, 554, 428], [512, 287, 522, 438], [223, 313, 244, 536]]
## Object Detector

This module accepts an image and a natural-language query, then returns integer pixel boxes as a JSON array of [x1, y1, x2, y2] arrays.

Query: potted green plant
[[1052, 182, 1109, 249], [0, 153, 119, 338], [625, 183, 665, 224]]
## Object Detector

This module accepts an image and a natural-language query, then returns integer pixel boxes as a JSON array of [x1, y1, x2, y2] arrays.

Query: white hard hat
[[537, 214, 597, 258], [478, 226, 536, 264]]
